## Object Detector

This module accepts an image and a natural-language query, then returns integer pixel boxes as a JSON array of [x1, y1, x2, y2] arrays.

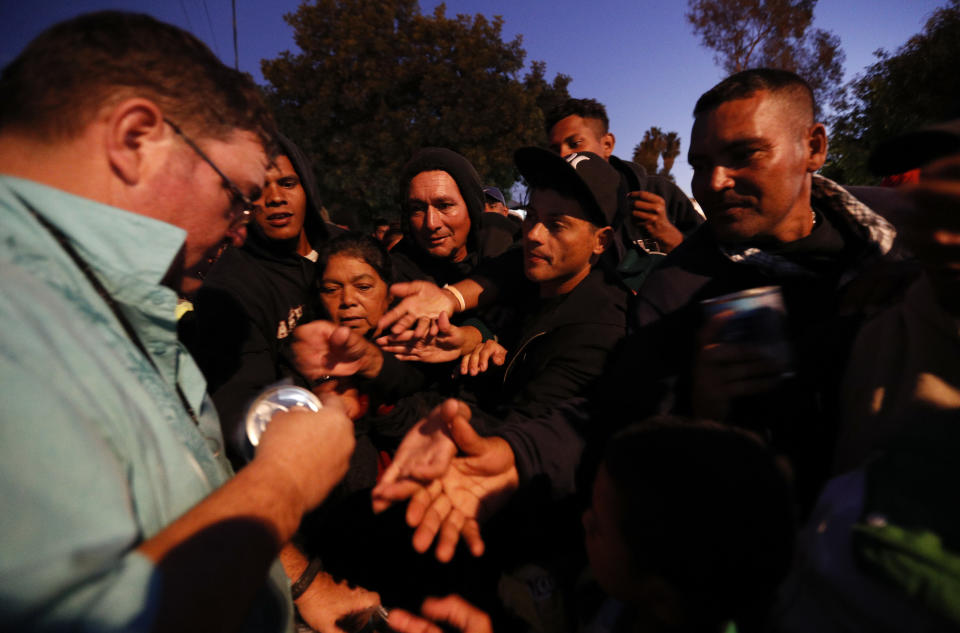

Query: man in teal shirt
[[0, 12, 355, 632]]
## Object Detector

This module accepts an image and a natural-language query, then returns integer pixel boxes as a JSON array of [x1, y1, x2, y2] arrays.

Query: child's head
[[582, 417, 795, 631]]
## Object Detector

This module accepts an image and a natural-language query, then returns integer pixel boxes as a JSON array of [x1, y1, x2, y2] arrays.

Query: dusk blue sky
[[1, 1, 948, 198]]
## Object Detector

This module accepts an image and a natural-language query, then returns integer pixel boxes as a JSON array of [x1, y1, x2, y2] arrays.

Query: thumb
[[329, 324, 354, 348], [437, 310, 452, 333], [388, 281, 416, 301], [447, 408, 487, 457]]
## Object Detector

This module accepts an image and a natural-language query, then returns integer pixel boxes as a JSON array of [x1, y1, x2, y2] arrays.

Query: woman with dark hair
[[300, 233, 501, 610], [309, 232, 444, 487], [318, 233, 393, 338]]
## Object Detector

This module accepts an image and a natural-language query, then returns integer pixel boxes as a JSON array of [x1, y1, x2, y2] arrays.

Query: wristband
[[443, 284, 466, 313], [290, 557, 324, 600]]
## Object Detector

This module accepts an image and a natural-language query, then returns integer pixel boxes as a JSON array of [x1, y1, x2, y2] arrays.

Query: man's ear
[[104, 98, 166, 185], [806, 123, 828, 172], [600, 132, 616, 159], [594, 226, 614, 255]]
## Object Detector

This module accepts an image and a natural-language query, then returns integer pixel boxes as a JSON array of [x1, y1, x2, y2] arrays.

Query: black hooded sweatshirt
[[390, 147, 490, 285], [188, 135, 330, 466]]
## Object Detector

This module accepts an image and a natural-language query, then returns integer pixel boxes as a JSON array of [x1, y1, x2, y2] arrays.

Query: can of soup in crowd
[[244, 384, 323, 449], [700, 286, 794, 375]]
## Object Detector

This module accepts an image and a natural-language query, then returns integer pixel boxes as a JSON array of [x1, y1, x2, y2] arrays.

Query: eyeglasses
[[164, 118, 257, 227]]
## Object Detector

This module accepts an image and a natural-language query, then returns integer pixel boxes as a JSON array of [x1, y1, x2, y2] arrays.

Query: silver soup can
[[245, 384, 323, 448]]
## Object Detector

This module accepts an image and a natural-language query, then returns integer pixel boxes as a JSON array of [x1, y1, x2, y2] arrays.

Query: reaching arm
[[279, 544, 381, 633], [292, 320, 385, 380], [377, 311, 484, 364], [371, 399, 519, 563], [377, 279, 488, 336], [389, 596, 494, 633], [137, 402, 355, 633]]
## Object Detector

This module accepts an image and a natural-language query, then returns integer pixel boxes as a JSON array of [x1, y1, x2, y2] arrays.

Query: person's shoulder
[[204, 246, 256, 277], [635, 228, 722, 316], [842, 184, 914, 228], [556, 269, 629, 327], [609, 156, 647, 181]]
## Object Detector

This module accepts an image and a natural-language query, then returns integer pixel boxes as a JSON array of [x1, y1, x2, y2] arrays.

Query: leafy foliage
[[823, 0, 960, 184], [685, 0, 845, 115], [632, 127, 682, 181], [261, 0, 570, 227]]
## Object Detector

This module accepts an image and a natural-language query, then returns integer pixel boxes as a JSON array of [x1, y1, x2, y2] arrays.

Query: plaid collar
[[718, 174, 897, 277]]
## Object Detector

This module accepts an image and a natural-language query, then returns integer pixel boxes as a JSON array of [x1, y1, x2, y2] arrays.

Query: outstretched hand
[[292, 320, 384, 380], [378, 281, 459, 337], [372, 399, 519, 562], [377, 312, 482, 363], [460, 339, 507, 376], [389, 595, 493, 633], [296, 571, 382, 633]]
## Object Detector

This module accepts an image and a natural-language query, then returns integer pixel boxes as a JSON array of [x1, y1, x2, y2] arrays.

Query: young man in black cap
[[459, 148, 627, 427]]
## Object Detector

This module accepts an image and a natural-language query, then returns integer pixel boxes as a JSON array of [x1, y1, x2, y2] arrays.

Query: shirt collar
[[2, 175, 187, 287], [716, 174, 897, 275]]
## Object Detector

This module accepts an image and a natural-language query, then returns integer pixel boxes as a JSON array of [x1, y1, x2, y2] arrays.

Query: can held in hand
[[244, 384, 323, 449], [700, 285, 794, 376]]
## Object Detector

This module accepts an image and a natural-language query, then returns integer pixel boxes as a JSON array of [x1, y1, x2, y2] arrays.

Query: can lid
[[245, 385, 323, 448]]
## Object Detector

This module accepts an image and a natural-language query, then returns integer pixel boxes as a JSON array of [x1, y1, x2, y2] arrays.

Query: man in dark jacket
[[391, 148, 496, 286], [189, 134, 331, 463], [623, 68, 909, 510], [466, 148, 627, 431]]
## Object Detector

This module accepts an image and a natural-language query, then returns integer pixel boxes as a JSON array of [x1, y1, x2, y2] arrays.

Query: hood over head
[[244, 133, 330, 258], [398, 147, 485, 256]]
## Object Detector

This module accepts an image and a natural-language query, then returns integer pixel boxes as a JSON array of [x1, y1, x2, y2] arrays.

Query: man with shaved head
[[626, 68, 909, 509]]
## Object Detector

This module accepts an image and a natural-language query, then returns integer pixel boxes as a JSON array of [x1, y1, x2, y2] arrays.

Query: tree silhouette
[[633, 127, 665, 176], [633, 127, 682, 181], [685, 0, 845, 115], [660, 131, 682, 181], [823, 0, 960, 184], [261, 0, 570, 227]]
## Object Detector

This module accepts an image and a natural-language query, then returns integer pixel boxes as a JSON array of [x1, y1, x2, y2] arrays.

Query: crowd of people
[[1, 10, 958, 633]]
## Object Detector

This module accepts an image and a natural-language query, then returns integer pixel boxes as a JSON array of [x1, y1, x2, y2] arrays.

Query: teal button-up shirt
[[0, 176, 291, 631]]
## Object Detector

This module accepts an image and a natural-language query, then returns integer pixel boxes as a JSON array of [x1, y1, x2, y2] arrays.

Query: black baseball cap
[[869, 118, 960, 176], [514, 147, 619, 227]]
